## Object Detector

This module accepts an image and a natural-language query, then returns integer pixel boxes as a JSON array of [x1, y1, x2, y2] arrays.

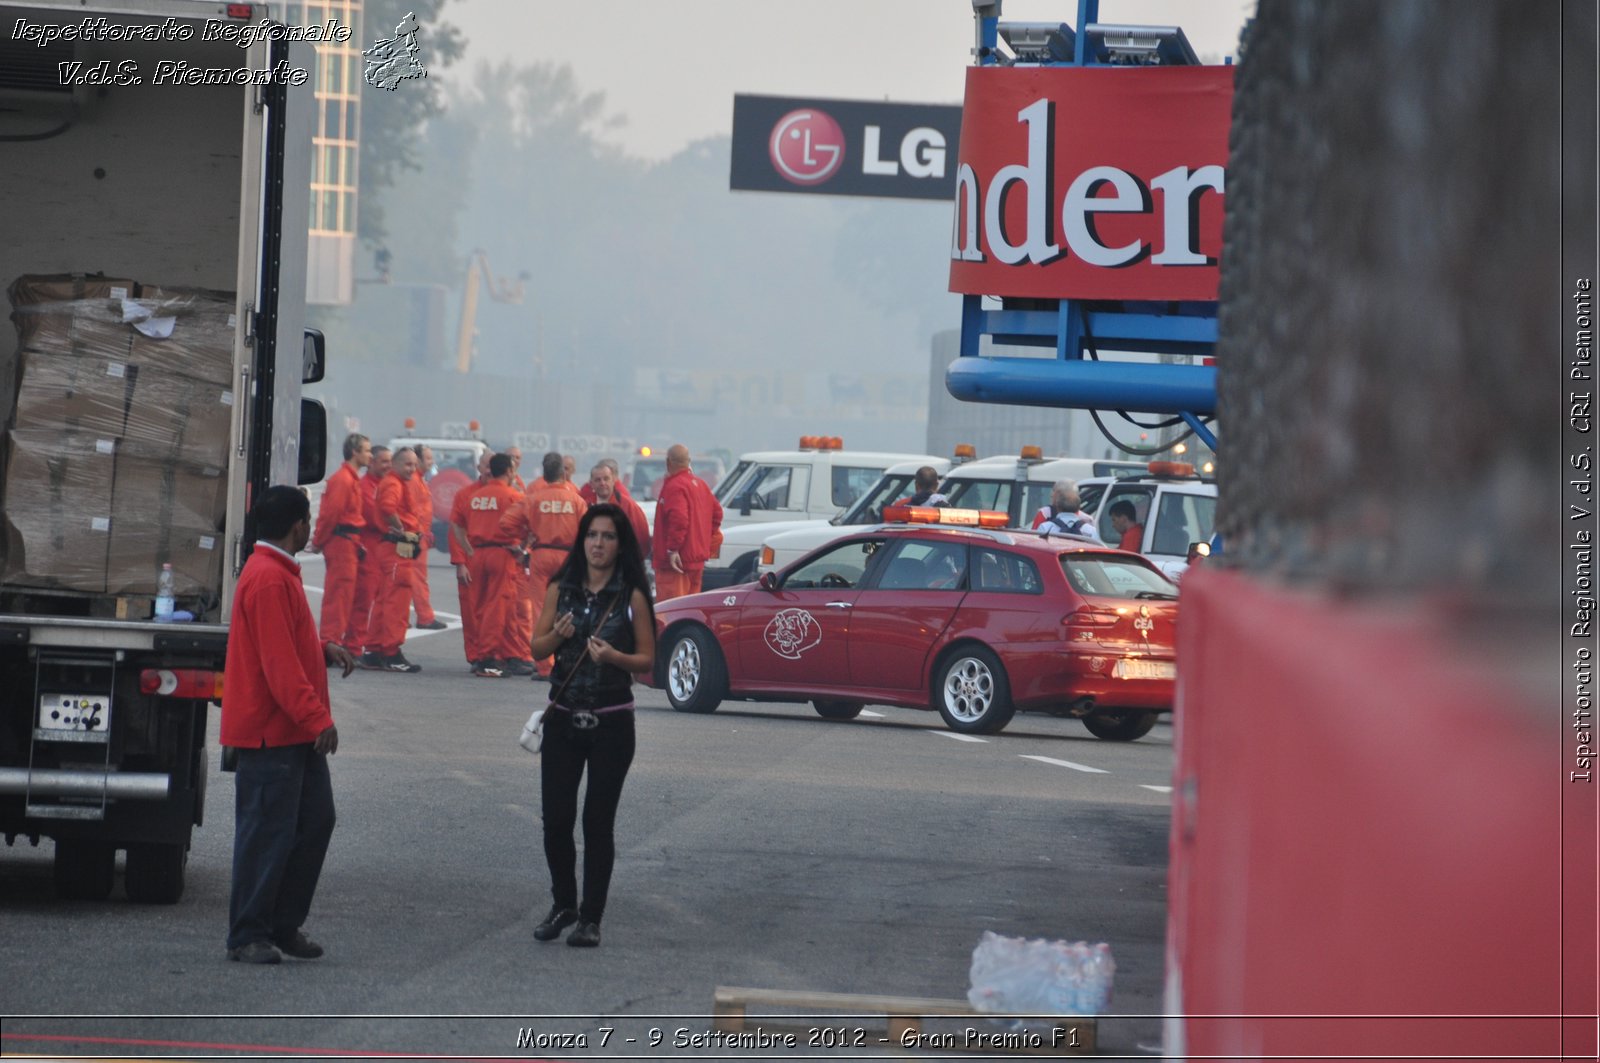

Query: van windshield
[[833, 473, 918, 525]]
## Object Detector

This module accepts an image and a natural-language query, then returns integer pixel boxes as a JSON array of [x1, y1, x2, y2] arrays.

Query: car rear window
[[972, 548, 1043, 594], [1059, 555, 1178, 599]]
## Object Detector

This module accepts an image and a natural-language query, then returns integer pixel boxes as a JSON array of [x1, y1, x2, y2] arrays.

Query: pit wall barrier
[[1166, 569, 1597, 1061]]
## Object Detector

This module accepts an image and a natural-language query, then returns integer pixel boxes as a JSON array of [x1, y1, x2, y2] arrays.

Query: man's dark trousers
[[227, 744, 335, 951]]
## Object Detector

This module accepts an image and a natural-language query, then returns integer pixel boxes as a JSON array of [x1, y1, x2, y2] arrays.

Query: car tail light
[[139, 668, 224, 700], [1062, 606, 1122, 629], [760, 546, 775, 566]]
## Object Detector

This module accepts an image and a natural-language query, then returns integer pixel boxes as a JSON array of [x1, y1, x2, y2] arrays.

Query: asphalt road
[[0, 553, 1176, 1059]]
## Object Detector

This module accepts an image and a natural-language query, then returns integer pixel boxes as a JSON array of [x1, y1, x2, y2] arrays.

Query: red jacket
[[578, 479, 635, 506], [312, 462, 365, 550], [358, 471, 385, 545], [652, 468, 723, 571], [221, 544, 333, 748]]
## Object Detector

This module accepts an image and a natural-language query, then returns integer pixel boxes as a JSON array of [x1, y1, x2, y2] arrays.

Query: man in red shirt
[[498, 451, 586, 677], [221, 486, 355, 964], [351, 446, 390, 668], [577, 458, 637, 507], [310, 433, 369, 656], [453, 453, 526, 677], [448, 451, 494, 672], [371, 448, 426, 672], [584, 461, 650, 561], [1107, 500, 1146, 553], [652, 444, 723, 601]]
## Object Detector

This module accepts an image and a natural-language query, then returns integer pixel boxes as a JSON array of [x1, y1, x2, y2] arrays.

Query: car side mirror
[[739, 493, 753, 517], [758, 571, 780, 592]]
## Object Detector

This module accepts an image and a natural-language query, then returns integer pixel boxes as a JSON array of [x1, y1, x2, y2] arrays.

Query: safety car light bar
[[883, 505, 1009, 529]]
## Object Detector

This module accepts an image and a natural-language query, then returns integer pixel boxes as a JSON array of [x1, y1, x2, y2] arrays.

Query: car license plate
[[1114, 659, 1176, 680]]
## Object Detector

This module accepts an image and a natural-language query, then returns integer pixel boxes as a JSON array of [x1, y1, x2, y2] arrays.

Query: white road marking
[[1140, 785, 1173, 794], [932, 731, 987, 743], [858, 709, 886, 718], [1020, 754, 1108, 774]]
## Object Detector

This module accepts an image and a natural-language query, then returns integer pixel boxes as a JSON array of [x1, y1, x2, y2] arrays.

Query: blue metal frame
[[955, 0, 1219, 435]]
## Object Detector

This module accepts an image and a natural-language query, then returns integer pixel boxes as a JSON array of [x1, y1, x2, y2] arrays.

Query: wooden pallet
[[712, 985, 1096, 1056]]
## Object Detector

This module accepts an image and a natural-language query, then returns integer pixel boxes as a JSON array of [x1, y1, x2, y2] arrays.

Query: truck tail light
[[139, 669, 224, 700], [226, 3, 254, 17]]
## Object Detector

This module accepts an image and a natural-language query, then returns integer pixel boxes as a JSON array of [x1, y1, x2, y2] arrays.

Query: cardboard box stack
[[3, 274, 235, 600]]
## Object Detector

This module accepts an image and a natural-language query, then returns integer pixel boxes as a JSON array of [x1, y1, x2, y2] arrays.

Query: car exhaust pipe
[[1067, 697, 1097, 718], [0, 768, 171, 800]]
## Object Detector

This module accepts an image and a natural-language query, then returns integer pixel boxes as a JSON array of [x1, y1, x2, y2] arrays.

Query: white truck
[[698, 440, 943, 589], [0, 1, 325, 902]]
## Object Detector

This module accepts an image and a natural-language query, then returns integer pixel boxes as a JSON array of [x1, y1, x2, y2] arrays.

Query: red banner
[[948, 65, 1233, 302]]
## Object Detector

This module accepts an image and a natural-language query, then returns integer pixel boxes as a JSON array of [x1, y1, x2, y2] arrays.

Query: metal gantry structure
[[951, 0, 1221, 452]]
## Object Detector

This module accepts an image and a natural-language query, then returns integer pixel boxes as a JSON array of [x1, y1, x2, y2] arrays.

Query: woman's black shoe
[[567, 921, 601, 948], [533, 906, 578, 942]]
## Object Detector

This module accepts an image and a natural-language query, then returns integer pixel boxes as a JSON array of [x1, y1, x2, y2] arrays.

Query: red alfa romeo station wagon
[[647, 507, 1180, 740]]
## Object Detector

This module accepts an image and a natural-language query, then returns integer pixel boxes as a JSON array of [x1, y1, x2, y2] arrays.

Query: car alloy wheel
[[668, 636, 701, 703], [942, 655, 996, 725], [934, 645, 1015, 734]]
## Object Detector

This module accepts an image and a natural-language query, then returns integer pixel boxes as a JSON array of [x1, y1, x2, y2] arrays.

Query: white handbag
[[518, 707, 545, 754]]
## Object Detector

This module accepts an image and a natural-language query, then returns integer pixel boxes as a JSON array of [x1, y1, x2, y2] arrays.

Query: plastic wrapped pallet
[[2, 274, 236, 604]]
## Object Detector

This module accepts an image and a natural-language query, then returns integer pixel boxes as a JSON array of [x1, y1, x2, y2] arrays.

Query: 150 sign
[[948, 66, 1233, 302]]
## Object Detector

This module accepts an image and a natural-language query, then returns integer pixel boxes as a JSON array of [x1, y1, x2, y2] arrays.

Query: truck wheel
[[1082, 710, 1159, 741], [125, 843, 188, 904], [813, 700, 864, 720], [934, 646, 1016, 735], [54, 840, 115, 901], [664, 626, 726, 714]]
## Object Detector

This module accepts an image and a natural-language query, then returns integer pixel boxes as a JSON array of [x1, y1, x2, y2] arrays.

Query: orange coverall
[[408, 473, 437, 626], [499, 478, 586, 676], [458, 481, 526, 665], [373, 473, 425, 656], [312, 462, 365, 653], [353, 471, 385, 654]]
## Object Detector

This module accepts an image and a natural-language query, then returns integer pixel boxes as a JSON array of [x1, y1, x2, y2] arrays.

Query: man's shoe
[[503, 659, 535, 677], [567, 921, 601, 948], [533, 905, 578, 942], [227, 941, 281, 965], [271, 930, 324, 960], [416, 619, 448, 630], [384, 654, 422, 673], [358, 652, 386, 670], [473, 661, 505, 678]]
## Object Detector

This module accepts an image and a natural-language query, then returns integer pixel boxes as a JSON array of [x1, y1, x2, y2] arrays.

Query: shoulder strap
[[547, 586, 626, 705]]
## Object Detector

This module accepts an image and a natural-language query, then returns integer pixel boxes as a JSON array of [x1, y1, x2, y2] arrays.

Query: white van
[[695, 440, 944, 588]]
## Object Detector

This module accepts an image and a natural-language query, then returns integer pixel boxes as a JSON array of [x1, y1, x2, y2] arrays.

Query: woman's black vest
[[550, 571, 636, 710]]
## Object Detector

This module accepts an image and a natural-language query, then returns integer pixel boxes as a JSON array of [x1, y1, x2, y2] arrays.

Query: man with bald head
[[651, 444, 723, 601]]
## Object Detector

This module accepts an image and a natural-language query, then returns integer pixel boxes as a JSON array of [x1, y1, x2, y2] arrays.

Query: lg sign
[[733, 95, 962, 201]]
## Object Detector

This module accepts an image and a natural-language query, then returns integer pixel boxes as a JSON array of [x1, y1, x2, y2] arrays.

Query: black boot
[[533, 905, 578, 942], [567, 921, 601, 948]]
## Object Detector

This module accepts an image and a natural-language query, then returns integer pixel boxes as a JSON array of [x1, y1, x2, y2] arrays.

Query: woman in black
[[528, 503, 655, 948]]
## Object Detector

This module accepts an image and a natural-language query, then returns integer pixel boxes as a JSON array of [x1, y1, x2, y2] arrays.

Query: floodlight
[[1085, 23, 1200, 65], [998, 21, 1075, 64]]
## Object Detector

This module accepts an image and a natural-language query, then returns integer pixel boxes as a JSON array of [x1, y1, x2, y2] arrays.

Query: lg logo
[[769, 109, 844, 184], [768, 108, 949, 188]]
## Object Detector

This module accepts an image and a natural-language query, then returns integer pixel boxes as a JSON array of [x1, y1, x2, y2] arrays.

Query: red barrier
[[1168, 569, 1597, 1061]]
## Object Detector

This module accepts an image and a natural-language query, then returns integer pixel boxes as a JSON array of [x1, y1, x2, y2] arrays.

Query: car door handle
[[825, 601, 852, 609]]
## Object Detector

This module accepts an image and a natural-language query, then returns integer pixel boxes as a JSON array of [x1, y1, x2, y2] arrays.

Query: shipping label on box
[[12, 350, 133, 437]]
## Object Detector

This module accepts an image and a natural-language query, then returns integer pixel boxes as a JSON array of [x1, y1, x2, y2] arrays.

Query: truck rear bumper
[[0, 768, 171, 802]]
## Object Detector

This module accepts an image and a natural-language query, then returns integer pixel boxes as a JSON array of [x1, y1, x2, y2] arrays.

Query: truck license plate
[[1113, 659, 1176, 680]]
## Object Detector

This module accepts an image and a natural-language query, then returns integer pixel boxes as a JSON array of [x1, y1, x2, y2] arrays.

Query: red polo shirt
[[221, 542, 333, 748]]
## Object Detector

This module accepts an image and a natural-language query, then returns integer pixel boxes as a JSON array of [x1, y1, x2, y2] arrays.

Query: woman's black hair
[[557, 503, 655, 623]]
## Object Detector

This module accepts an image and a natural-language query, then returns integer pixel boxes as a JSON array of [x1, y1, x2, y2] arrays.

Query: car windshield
[[1150, 491, 1218, 557], [1059, 555, 1178, 599], [832, 473, 918, 525], [714, 461, 755, 504]]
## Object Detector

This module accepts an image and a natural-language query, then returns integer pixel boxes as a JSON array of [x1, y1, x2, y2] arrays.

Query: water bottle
[[154, 563, 176, 622], [1089, 943, 1116, 1013]]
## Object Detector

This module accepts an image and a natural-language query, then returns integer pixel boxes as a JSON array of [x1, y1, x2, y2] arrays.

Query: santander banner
[[948, 65, 1233, 302]]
